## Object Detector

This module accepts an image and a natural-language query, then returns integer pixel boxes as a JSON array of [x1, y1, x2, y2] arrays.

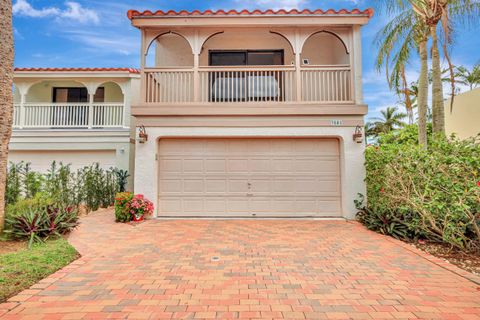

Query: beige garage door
[[158, 138, 341, 217]]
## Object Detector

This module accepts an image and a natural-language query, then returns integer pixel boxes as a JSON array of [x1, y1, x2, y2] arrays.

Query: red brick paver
[[2, 209, 480, 319]]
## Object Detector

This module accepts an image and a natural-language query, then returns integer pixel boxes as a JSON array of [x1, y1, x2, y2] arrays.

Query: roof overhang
[[14, 68, 141, 80], [128, 9, 374, 28]]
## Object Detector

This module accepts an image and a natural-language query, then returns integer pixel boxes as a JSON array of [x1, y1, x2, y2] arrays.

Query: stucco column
[[295, 52, 302, 102], [352, 26, 363, 104], [121, 82, 130, 129], [88, 93, 94, 129], [193, 53, 200, 102], [18, 91, 26, 129]]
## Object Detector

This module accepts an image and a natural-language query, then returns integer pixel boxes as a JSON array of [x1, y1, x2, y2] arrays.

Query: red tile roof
[[14, 67, 140, 74], [127, 8, 374, 20]]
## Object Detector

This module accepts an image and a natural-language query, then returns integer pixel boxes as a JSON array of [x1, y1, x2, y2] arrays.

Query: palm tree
[[455, 64, 480, 90], [370, 107, 408, 134], [375, 5, 429, 146], [0, 0, 14, 233], [410, 0, 480, 134]]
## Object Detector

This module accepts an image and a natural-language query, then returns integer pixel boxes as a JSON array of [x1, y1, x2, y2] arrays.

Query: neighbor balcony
[[13, 102, 125, 129]]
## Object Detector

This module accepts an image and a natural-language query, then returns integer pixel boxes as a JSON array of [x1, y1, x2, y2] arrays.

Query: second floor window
[[53, 87, 105, 103], [208, 50, 284, 102]]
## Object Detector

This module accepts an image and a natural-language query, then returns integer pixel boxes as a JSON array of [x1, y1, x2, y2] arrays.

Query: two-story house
[[128, 8, 373, 219], [10, 68, 140, 185]]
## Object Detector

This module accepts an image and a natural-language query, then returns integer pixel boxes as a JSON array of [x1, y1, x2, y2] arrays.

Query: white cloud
[[13, 0, 99, 24], [13, 0, 59, 17], [59, 2, 99, 24], [62, 30, 139, 56]]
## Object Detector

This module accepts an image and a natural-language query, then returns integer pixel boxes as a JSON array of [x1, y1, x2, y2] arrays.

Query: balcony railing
[[143, 65, 353, 104], [13, 103, 125, 129]]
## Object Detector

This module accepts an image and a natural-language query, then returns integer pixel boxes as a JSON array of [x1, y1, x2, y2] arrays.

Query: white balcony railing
[[13, 103, 125, 129], [143, 65, 352, 104]]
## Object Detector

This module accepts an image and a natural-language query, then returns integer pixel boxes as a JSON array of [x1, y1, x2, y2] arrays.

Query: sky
[[12, 0, 480, 120]]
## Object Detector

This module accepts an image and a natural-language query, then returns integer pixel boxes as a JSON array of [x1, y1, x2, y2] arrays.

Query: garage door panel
[[158, 138, 342, 217]]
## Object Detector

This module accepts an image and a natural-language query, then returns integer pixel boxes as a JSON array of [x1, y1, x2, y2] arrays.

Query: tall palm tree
[[0, 0, 14, 233], [375, 6, 429, 146], [410, 0, 480, 134], [371, 106, 408, 134], [455, 64, 480, 90]]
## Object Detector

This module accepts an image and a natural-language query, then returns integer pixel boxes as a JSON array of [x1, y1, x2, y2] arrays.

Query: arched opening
[[146, 32, 193, 68], [301, 31, 349, 65], [94, 81, 124, 103], [26, 80, 89, 103], [92, 82, 125, 127], [200, 29, 294, 66]]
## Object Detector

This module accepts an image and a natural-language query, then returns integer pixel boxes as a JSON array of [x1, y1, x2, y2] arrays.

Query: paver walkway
[[1, 209, 480, 319]]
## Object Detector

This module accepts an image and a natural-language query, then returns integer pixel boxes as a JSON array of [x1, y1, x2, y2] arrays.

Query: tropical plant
[[455, 64, 480, 91], [374, 6, 429, 146], [0, 0, 14, 233], [359, 129, 480, 251], [114, 192, 134, 223], [369, 106, 407, 135], [114, 169, 130, 192], [5, 205, 79, 247]]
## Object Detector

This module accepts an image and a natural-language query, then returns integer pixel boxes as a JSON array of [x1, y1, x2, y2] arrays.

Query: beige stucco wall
[[19, 80, 124, 103], [445, 88, 480, 139], [155, 34, 194, 67], [301, 32, 349, 65]]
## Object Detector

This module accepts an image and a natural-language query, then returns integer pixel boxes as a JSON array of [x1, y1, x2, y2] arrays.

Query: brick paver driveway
[[2, 210, 480, 320]]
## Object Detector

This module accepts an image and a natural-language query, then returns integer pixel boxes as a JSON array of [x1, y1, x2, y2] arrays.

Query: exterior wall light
[[138, 125, 148, 143], [353, 125, 363, 144]]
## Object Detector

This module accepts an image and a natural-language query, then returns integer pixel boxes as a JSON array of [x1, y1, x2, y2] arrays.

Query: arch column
[[15, 84, 31, 129], [83, 82, 101, 129]]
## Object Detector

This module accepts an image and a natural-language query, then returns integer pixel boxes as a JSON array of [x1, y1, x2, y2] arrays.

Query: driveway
[[1, 209, 480, 320]]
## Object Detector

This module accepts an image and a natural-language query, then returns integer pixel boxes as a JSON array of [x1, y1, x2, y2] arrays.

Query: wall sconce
[[353, 125, 363, 143], [138, 125, 148, 143]]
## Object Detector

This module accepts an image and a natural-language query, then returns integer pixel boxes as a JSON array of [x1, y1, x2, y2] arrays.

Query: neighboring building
[[445, 88, 480, 139], [10, 68, 140, 186], [128, 8, 373, 219]]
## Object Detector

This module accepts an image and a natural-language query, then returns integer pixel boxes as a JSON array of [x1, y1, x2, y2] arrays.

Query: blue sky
[[12, 0, 480, 120]]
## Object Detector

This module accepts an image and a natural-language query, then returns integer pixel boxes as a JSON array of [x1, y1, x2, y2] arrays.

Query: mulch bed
[[414, 241, 480, 276]]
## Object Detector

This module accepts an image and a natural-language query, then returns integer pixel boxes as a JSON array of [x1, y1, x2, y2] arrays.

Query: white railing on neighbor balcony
[[13, 103, 125, 129], [143, 65, 353, 104]]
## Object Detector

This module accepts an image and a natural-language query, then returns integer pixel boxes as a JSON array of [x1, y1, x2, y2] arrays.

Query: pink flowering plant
[[129, 194, 154, 221], [114, 192, 154, 223]]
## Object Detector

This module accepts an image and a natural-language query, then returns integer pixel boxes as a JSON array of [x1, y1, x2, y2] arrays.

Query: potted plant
[[129, 194, 154, 221]]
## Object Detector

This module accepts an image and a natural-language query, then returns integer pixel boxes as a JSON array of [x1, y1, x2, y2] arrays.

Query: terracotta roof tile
[[127, 8, 374, 20], [14, 67, 140, 74]]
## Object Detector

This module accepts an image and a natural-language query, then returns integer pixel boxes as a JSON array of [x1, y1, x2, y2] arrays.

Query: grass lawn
[[0, 238, 79, 303]]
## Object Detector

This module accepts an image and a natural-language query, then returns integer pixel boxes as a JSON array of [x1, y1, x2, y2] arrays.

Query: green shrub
[[114, 192, 133, 222], [358, 130, 480, 251], [6, 193, 54, 219], [5, 205, 79, 247], [5, 162, 122, 213]]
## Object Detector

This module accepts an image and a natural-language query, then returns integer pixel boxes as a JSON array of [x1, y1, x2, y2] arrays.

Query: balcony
[[143, 65, 352, 104], [13, 103, 125, 129]]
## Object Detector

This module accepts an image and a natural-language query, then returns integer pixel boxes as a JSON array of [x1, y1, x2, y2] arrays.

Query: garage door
[[158, 138, 341, 217], [8, 150, 116, 172]]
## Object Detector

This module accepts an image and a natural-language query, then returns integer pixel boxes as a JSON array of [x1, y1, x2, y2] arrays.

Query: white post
[[122, 82, 130, 129], [141, 29, 147, 103], [19, 92, 26, 129], [193, 53, 200, 102], [88, 93, 94, 129]]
